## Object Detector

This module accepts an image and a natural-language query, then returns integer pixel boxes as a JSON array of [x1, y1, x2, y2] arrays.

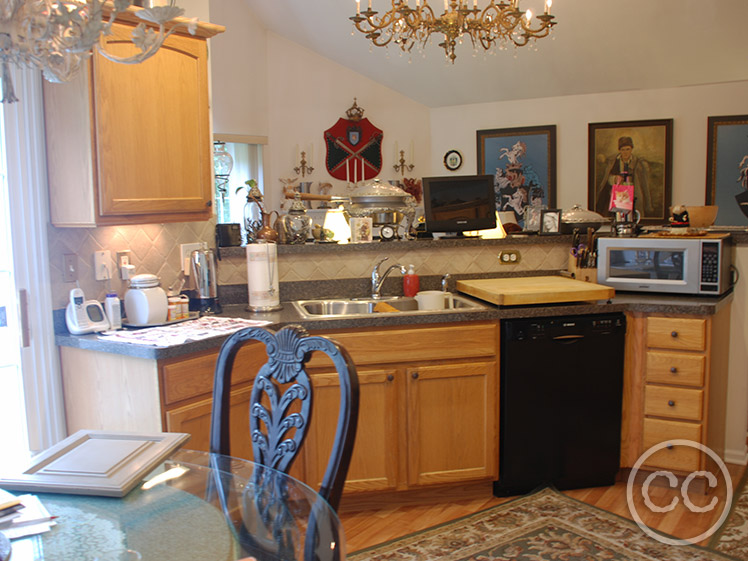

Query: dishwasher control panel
[[504, 313, 626, 342]]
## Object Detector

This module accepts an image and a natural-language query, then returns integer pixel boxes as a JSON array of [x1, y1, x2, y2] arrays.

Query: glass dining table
[[5, 449, 345, 561]]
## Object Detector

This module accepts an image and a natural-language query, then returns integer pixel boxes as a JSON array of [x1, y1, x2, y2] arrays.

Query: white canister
[[124, 274, 168, 326]]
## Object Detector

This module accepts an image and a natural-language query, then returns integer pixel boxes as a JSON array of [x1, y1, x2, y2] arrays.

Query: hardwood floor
[[339, 463, 746, 553]]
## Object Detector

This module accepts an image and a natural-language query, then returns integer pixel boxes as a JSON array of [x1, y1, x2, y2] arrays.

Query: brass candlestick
[[294, 151, 314, 177], [393, 150, 414, 176]]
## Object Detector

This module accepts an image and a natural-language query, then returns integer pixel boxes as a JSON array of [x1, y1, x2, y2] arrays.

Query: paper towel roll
[[246, 242, 281, 311]]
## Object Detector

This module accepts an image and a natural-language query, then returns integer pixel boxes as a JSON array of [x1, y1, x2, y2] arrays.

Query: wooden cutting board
[[456, 276, 614, 306]]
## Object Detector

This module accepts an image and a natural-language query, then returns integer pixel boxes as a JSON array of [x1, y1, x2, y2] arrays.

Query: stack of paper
[[0, 489, 56, 540]]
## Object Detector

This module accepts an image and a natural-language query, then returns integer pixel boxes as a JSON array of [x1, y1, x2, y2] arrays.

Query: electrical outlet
[[94, 250, 112, 280], [180, 243, 203, 273], [116, 250, 131, 268], [63, 254, 77, 282], [498, 250, 521, 265]]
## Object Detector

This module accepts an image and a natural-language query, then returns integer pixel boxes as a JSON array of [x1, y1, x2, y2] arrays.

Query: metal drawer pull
[[387, 374, 394, 382], [667, 443, 674, 450], [668, 400, 675, 407], [670, 366, 678, 373], [671, 331, 678, 338], [412, 372, 419, 380]]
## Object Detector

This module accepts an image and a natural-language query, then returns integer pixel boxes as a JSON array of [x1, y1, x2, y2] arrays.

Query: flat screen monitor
[[422, 175, 496, 234]]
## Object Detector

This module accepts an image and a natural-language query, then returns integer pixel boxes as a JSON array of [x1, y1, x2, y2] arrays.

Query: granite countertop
[[54, 290, 733, 361]]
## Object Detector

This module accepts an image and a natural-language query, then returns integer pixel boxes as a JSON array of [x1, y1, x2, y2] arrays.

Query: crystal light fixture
[[350, 0, 556, 63], [0, 0, 197, 104]]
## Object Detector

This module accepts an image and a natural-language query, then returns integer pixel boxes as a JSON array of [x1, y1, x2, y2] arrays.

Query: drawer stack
[[641, 317, 707, 472]]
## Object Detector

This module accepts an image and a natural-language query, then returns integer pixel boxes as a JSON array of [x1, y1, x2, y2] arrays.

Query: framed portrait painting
[[477, 125, 556, 229], [706, 115, 748, 225], [588, 119, 673, 225]]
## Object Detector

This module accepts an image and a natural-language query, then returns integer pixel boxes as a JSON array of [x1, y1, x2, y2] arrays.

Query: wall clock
[[443, 150, 462, 171]]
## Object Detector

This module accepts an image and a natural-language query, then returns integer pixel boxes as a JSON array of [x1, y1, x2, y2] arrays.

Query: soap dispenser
[[403, 264, 420, 297]]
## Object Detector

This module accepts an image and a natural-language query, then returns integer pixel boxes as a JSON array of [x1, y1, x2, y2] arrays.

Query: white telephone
[[65, 288, 110, 335]]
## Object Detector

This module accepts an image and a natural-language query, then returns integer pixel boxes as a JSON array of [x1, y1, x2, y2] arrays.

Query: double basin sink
[[292, 293, 488, 319]]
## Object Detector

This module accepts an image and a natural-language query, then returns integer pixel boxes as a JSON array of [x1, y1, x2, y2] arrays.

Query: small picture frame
[[443, 150, 463, 171], [523, 204, 543, 232], [540, 209, 561, 235], [350, 217, 373, 243]]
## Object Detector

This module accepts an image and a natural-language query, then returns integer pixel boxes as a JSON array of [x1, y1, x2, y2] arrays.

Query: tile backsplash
[[48, 218, 568, 308], [48, 219, 217, 308]]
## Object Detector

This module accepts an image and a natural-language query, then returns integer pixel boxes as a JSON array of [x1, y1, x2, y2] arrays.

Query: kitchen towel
[[246, 242, 280, 310]]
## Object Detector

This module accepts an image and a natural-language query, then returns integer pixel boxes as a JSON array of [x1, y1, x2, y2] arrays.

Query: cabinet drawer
[[308, 322, 499, 368], [642, 418, 702, 472], [646, 317, 706, 351], [644, 385, 703, 421], [645, 352, 705, 387], [161, 343, 266, 405]]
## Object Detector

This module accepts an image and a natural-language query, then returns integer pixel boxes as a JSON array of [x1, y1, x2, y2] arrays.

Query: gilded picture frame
[[588, 119, 673, 225]]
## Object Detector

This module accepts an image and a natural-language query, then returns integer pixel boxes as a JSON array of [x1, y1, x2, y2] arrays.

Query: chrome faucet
[[441, 273, 451, 292], [371, 257, 406, 299]]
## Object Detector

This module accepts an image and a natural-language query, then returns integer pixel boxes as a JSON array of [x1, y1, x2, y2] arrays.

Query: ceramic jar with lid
[[124, 273, 168, 326], [278, 194, 313, 244]]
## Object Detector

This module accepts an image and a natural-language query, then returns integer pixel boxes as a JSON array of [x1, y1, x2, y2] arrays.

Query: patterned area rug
[[349, 487, 738, 561], [711, 469, 748, 560]]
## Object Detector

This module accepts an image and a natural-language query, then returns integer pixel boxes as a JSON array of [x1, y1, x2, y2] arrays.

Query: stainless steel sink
[[292, 293, 487, 318]]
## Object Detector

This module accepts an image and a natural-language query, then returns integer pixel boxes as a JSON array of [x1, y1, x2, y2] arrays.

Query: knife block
[[568, 255, 598, 283]]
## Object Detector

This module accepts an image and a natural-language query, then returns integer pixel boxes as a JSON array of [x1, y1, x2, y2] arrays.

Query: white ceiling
[[244, 0, 748, 108]]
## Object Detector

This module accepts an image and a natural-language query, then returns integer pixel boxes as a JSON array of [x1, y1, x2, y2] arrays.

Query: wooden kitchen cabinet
[[305, 367, 400, 493], [43, 18, 224, 226], [620, 306, 731, 473], [59, 320, 498, 497], [304, 321, 499, 494]]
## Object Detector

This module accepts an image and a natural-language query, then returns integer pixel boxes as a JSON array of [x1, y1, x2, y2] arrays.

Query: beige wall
[[430, 80, 748, 210]]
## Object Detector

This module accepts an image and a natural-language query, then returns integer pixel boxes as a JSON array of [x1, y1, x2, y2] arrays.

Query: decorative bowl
[[685, 205, 718, 228]]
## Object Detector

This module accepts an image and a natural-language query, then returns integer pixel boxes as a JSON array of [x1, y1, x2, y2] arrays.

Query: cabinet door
[[305, 368, 400, 493], [406, 360, 498, 487], [165, 386, 254, 461], [92, 23, 212, 220]]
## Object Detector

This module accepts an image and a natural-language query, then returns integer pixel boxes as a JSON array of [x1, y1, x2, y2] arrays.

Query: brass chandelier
[[350, 0, 556, 63]]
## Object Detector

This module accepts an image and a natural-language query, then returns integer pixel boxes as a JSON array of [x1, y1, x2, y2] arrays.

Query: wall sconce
[[294, 146, 314, 177], [393, 150, 414, 176]]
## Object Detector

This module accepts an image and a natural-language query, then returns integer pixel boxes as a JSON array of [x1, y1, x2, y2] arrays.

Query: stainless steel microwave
[[596, 235, 732, 295]]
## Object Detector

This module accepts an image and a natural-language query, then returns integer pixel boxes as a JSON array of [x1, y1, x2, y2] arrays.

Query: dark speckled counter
[[54, 290, 733, 361]]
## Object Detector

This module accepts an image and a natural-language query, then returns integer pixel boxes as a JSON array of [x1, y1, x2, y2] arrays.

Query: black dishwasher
[[494, 313, 626, 497]]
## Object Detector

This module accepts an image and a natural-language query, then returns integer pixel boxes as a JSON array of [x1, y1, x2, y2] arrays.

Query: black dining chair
[[209, 324, 359, 561]]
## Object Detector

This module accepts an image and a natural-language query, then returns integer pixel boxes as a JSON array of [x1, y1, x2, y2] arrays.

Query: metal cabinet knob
[[668, 400, 675, 407], [206, 200, 212, 207], [670, 366, 677, 373], [671, 331, 678, 338], [412, 372, 419, 380], [387, 374, 394, 382], [666, 443, 674, 450]]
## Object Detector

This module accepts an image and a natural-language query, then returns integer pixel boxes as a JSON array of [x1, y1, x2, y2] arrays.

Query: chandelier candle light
[[351, 0, 556, 63], [0, 0, 197, 103]]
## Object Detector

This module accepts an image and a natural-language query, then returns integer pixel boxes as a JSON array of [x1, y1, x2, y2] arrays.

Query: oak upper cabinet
[[43, 18, 224, 226], [304, 322, 499, 495]]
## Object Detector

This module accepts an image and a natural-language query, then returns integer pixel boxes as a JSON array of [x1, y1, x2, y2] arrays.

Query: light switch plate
[[63, 254, 77, 283], [180, 243, 202, 273], [94, 250, 112, 280]]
